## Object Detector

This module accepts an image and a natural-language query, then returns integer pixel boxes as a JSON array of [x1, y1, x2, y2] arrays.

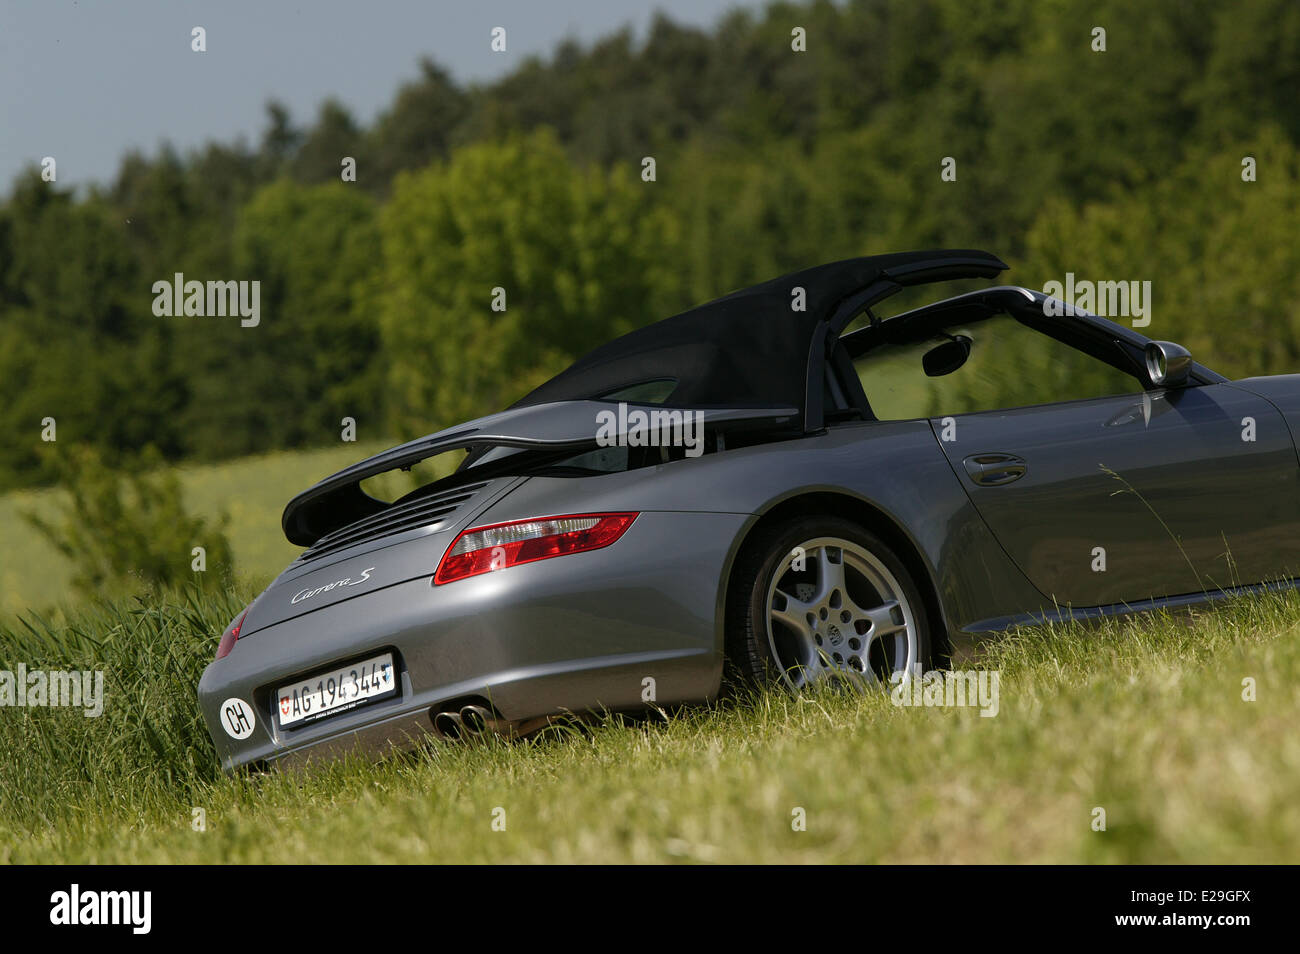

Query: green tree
[[366, 59, 469, 187], [295, 99, 364, 185], [175, 180, 382, 458], [22, 446, 234, 597], [1020, 130, 1300, 381], [372, 129, 681, 436]]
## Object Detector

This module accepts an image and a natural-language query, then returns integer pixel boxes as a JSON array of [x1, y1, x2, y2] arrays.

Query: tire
[[725, 516, 932, 691]]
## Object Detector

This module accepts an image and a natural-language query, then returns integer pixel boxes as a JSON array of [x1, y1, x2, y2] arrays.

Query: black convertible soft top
[[513, 249, 1008, 429], [283, 249, 1007, 546]]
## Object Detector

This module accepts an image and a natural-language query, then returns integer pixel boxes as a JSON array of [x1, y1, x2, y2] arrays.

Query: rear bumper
[[198, 510, 748, 771]]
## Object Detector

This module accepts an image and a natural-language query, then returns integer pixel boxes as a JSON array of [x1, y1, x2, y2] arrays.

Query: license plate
[[276, 652, 397, 727]]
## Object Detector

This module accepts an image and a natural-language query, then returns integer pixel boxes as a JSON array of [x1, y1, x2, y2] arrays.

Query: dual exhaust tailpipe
[[432, 704, 504, 741], [431, 704, 566, 742]]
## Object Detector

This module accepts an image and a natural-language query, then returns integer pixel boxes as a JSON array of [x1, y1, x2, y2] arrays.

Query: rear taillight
[[434, 512, 638, 585], [215, 609, 249, 660]]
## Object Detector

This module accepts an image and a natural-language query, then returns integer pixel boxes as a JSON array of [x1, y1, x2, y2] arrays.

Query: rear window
[[600, 378, 677, 405]]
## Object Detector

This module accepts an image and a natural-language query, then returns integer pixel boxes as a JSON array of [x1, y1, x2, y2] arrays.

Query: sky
[[0, 0, 759, 192]]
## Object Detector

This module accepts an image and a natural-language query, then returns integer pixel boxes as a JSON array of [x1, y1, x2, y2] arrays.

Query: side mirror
[[1144, 341, 1192, 388], [923, 334, 972, 377]]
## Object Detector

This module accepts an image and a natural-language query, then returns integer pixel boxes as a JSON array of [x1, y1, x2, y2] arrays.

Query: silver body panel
[[199, 418, 1040, 770]]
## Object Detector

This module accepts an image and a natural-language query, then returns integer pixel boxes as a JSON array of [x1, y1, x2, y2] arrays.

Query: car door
[[932, 381, 1300, 607]]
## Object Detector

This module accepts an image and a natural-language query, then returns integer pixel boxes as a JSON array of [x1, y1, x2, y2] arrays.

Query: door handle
[[962, 453, 1027, 486]]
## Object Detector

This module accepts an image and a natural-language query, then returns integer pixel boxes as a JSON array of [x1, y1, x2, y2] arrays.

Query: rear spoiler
[[282, 400, 798, 546]]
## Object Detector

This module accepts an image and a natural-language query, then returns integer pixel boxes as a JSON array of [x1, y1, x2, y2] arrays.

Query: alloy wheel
[[763, 536, 919, 689]]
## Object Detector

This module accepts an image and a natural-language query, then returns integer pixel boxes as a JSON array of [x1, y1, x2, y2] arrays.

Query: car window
[[854, 313, 1143, 420], [601, 378, 678, 404]]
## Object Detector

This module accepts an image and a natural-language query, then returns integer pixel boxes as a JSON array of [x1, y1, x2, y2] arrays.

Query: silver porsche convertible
[[199, 249, 1300, 770]]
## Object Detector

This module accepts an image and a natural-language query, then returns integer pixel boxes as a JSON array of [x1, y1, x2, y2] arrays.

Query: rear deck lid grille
[[298, 481, 490, 562]]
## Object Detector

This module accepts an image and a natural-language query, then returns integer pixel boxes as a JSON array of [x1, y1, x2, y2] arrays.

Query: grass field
[[1, 582, 1297, 863], [0, 441, 388, 619]]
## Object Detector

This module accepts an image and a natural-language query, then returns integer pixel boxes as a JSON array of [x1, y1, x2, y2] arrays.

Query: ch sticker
[[220, 697, 255, 739]]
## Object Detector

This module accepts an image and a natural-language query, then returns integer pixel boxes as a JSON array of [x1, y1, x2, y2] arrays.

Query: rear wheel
[[726, 517, 931, 690]]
